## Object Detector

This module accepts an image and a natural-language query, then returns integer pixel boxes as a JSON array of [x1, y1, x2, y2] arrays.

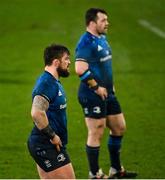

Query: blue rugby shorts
[[27, 138, 70, 172], [78, 93, 122, 118]]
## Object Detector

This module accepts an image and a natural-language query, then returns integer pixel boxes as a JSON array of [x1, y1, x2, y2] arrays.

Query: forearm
[[31, 109, 49, 130], [31, 108, 56, 140]]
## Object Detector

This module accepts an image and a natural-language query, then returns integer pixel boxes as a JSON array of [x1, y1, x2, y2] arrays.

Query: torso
[[30, 71, 68, 146], [75, 31, 114, 96]]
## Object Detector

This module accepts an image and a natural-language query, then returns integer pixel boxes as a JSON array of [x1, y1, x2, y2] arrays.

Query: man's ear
[[52, 59, 60, 67], [90, 21, 97, 26]]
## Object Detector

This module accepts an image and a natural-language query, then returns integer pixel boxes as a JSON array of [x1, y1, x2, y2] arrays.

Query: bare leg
[[37, 163, 75, 179]]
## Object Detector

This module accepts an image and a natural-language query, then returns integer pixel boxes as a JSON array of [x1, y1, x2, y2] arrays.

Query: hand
[[50, 134, 62, 152], [95, 86, 108, 100]]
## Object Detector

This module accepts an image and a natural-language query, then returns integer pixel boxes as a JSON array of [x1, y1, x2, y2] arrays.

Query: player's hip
[[27, 139, 70, 172], [78, 93, 122, 118]]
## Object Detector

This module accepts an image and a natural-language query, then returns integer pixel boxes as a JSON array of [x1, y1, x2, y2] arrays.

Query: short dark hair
[[85, 8, 107, 26], [44, 44, 70, 66]]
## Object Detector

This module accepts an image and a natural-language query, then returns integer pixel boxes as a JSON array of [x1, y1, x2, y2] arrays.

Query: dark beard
[[57, 66, 70, 77], [98, 31, 106, 35]]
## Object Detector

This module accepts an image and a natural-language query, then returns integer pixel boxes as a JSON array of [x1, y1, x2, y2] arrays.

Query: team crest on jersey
[[57, 153, 66, 162], [93, 106, 101, 114], [58, 90, 62, 96], [98, 45, 103, 51]]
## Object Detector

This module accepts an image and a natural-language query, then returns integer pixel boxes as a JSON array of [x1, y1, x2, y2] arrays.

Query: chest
[[97, 38, 111, 57], [50, 84, 67, 111]]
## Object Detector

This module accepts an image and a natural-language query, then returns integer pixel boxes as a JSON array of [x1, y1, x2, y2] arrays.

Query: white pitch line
[[138, 19, 165, 39]]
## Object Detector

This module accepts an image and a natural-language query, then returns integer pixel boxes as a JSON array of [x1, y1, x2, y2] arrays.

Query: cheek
[[60, 62, 65, 67], [62, 63, 67, 70], [101, 23, 105, 28]]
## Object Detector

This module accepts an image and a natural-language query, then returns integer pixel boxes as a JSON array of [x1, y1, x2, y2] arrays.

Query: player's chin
[[62, 70, 70, 77], [104, 29, 108, 33], [66, 68, 70, 75], [103, 26, 108, 32]]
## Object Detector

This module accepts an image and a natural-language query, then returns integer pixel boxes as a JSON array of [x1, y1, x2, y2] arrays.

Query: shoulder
[[76, 32, 96, 49], [32, 72, 59, 102], [41, 75, 59, 94], [37, 73, 57, 89]]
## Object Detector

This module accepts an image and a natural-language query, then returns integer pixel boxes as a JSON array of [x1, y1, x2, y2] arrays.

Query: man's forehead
[[97, 12, 108, 19], [62, 52, 70, 56], [62, 52, 70, 59]]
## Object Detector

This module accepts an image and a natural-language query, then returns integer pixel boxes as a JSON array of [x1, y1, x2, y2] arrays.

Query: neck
[[45, 66, 59, 80], [86, 27, 99, 37]]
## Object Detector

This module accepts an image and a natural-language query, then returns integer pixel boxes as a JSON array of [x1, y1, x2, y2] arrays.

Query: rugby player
[[75, 8, 137, 179], [27, 44, 75, 179]]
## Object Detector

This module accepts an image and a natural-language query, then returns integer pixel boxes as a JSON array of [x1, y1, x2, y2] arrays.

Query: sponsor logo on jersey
[[100, 55, 112, 62], [60, 103, 67, 109], [93, 106, 101, 114], [57, 153, 66, 162]]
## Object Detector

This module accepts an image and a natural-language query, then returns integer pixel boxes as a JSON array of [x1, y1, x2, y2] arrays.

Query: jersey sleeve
[[32, 80, 58, 103], [75, 44, 93, 62]]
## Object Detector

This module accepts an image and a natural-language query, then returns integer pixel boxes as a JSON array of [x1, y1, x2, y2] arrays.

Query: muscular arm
[[31, 95, 49, 130], [75, 60, 89, 75], [75, 60, 98, 87], [31, 95, 62, 150]]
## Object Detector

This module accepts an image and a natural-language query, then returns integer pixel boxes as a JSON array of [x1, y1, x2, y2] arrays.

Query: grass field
[[0, 0, 165, 178]]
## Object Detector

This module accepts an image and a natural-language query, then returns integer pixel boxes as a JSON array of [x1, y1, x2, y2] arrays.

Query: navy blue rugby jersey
[[75, 31, 114, 95], [30, 71, 68, 146]]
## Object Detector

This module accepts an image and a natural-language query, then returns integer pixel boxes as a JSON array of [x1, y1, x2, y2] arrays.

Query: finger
[[56, 145, 60, 152], [59, 140, 63, 147], [104, 89, 108, 96], [104, 91, 108, 98], [58, 140, 62, 147], [101, 94, 105, 100]]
